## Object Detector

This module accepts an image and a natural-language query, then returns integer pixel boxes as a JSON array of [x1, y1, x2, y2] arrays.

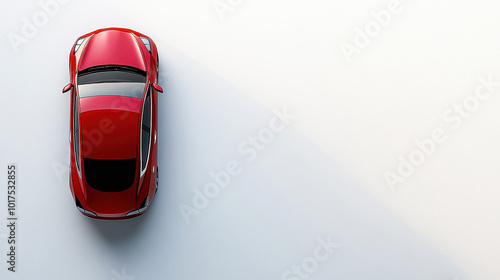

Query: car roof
[[79, 96, 141, 160]]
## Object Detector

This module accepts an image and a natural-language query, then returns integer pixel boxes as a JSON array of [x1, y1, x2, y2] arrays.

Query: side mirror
[[62, 83, 73, 93], [153, 83, 163, 93]]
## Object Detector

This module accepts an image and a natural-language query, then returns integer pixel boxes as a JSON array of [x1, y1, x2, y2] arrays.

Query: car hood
[[78, 30, 146, 72]]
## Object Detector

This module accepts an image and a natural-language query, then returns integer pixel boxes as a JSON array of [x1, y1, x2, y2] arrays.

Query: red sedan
[[62, 28, 162, 219]]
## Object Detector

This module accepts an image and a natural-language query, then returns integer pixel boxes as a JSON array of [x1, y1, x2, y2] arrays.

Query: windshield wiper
[[78, 65, 146, 76]]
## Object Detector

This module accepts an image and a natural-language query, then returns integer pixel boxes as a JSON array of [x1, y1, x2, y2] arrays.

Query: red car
[[62, 28, 162, 219]]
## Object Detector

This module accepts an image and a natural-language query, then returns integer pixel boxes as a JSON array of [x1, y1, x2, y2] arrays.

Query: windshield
[[77, 65, 146, 98]]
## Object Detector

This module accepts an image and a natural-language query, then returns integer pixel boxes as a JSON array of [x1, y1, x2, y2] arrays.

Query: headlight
[[73, 37, 86, 54], [139, 37, 151, 53], [126, 195, 149, 216]]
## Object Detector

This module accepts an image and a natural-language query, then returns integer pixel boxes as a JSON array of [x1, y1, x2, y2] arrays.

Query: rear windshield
[[84, 158, 136, 192]]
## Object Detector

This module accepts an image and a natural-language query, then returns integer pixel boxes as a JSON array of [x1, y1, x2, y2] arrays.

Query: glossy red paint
[[64, 28, 161, 219], [85, 182, 139, 217], [80, 108, 139, 159], [79, 95, 142, 113], [78, 30, 146, 71], [79, 96, 141, 159]]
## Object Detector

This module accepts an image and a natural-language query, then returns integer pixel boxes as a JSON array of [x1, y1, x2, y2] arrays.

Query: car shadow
[[78, 41, 469, 280]]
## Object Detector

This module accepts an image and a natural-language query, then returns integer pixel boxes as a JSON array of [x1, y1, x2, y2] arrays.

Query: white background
[[1, 0, 500, 279]]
